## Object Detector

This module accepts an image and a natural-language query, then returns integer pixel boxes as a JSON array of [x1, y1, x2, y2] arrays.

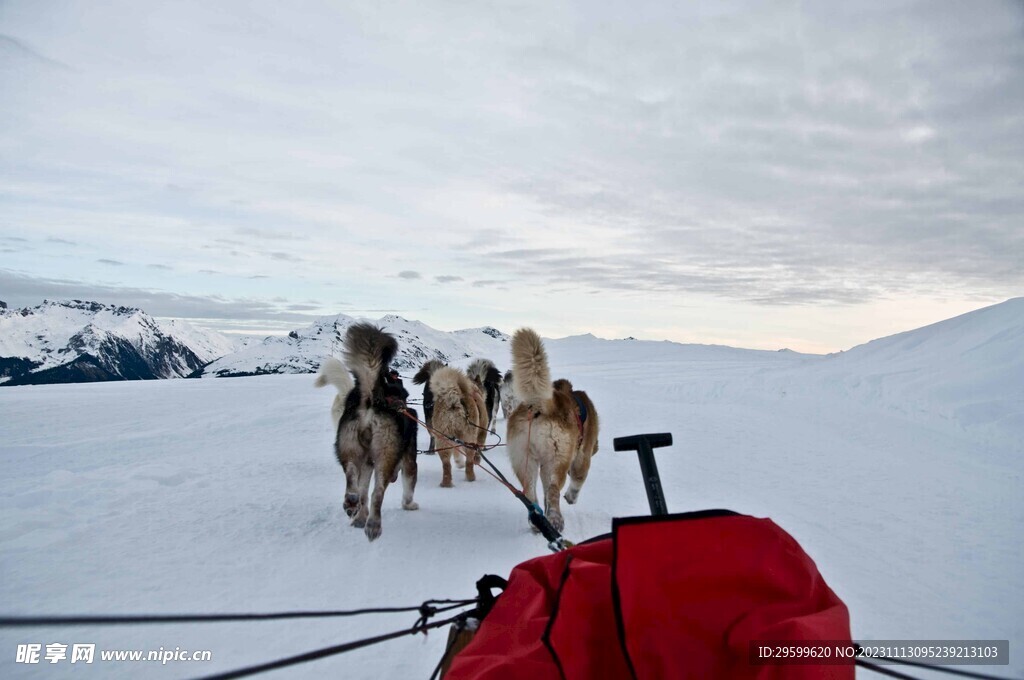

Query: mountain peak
[[40, 299, 143, 316], [1, 301, 235, 385]]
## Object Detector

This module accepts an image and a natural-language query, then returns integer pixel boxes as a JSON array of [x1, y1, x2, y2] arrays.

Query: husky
[[414, 360, 488, 487], [314, 356, 354, 433], [467, 358, 502, 428], [499, 369, 518, 420], [412, 359, 446, 455], [334, 323, 418, 540], [506, 328, 600, 533]]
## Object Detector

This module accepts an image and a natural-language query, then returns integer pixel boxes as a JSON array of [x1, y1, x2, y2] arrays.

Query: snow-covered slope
[[194, 314, 511, 378], [0, 300, 1020, 679], [156, 318, 238, 364], [0, 300, 237, 385], [761, 297, 1024, 443]]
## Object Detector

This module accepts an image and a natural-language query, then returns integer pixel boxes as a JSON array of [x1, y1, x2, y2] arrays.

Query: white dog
[[314, 356, 354, 433]]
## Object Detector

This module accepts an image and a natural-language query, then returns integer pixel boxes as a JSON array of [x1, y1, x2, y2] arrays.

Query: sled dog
[[506, 328, 600, 532], [412, 359, 446, 455], [315, 356, 354, 433], [467, 358, 502, 428], [500, 369, 518, 419], [414, 360, 488, 487], [334, 323, 418, 540]]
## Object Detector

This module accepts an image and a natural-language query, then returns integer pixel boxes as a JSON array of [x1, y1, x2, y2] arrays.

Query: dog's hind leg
[[401, 454, 418, 510], [438, 448, 454, 487], [510, 443, 539, 507], [540, 454, 571, 533], [462, 446, 477, 482], [350, 460, 373, 528], [564, 448, 592, 505], [365, 455, 400, 541]]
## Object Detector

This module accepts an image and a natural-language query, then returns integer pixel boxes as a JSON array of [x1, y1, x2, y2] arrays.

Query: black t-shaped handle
[[613, 433, 673, 516]]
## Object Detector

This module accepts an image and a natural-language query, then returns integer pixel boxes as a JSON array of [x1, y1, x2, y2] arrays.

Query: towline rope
[[0, 599, 477, 628], [397, 408, 571, 553]]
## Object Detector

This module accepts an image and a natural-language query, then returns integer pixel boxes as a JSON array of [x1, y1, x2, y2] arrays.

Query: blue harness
[[572, 393, 588, 425]]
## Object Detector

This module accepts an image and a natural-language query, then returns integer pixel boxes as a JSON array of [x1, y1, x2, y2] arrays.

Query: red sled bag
[[445, 510, 852, 680]]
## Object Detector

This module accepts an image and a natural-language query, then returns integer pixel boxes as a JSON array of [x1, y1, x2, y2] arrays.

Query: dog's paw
[[351, 515, 367, 528], [364, 519, 381, 541], [564, 489, 578, 505], [549, 513, 564, 533], [465, 470, 476, 482], [343, 494, 360, 517], [454, 459, 465, 469], [440, 478, 453, 488], [402, 501, 419, 511]]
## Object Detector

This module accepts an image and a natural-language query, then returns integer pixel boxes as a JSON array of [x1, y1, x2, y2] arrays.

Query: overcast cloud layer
[[1, 1, 1021, 351]]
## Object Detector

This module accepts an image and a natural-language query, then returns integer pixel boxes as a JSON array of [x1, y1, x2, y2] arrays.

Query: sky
[[1, 0, 1022, 353]]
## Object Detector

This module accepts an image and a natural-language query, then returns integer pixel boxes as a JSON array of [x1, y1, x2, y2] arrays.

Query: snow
[[1, 300, 1021, 679], [155, 319, 239, 365]]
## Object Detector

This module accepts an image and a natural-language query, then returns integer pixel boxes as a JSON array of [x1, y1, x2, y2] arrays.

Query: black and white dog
[[467, 358, 502, 429], [332, 323, 419, 541]]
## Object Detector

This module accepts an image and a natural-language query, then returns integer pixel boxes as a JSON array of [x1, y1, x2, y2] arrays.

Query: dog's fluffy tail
[[314, 356, 354, 396], [343, 323, 398, 399], [466, 358, 496, 385], [430, 366, 470, 412], [511, 328, 553, 413], [412, 359, 445, 385]]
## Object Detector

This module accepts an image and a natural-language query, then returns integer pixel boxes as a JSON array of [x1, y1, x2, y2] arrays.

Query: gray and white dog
[[500, 369, 518, 420], [331, 323, 418, 541]]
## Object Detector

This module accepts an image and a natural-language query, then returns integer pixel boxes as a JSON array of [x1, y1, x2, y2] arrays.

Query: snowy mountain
[[194, 314, 511, 378], [0, 300, 237, 386]]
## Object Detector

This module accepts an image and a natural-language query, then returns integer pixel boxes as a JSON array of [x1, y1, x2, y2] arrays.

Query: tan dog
[[506, 328, 600, 532], [417, 362, 488, 487]]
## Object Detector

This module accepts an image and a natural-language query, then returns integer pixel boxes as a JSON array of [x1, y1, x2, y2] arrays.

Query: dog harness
[[572, 393, 587, 445]]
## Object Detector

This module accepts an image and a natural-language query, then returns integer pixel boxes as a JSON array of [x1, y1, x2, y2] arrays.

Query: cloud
[[236, 228, 305, 241], [265, 252, 303, 263], [0, 0, 1020, 342], [97, 258, 124, 266], [147, 263, 173, 270], [0, 269, 326, 327], [0, 34, 74, 71]]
